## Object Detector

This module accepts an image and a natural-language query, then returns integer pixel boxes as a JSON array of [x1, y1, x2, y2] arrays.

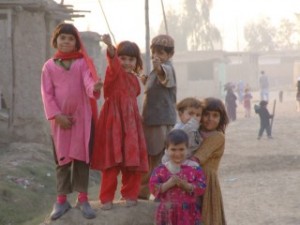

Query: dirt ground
[[2, 90, 300, 225], [44, 90, 300, 225], [220, 91, 300, 225]]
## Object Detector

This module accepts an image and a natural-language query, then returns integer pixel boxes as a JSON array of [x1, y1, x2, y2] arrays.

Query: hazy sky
[[55, 0, 300, 52]]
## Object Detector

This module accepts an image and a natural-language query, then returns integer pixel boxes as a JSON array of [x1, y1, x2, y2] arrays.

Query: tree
[[275, 19, 297, 50], [158, 0, 222, 51], [244, 17, 276, 51]]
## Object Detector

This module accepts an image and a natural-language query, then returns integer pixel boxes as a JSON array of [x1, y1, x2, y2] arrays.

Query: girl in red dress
[[91, 34, 148, 210]]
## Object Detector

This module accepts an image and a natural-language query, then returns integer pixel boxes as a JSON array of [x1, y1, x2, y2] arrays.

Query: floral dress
[[150, 164, 206, 225]]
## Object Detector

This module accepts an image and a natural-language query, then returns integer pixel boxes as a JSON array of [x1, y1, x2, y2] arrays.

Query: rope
[[97, 0, 117, 45], [160, 0, 168, 34]]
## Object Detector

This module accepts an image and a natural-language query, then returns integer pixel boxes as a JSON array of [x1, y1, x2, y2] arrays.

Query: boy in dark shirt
[[255, 100, 273, 139]]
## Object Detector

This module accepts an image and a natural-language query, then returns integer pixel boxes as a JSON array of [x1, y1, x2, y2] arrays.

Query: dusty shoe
[[125, 200, 137, 207], [50, 201, 71, 220], [76, 201, 96, 219], [101, 201, 113, 210]]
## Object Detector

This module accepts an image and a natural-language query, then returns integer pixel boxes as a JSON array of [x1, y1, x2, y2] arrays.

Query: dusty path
[[220, 93, 300, 225]]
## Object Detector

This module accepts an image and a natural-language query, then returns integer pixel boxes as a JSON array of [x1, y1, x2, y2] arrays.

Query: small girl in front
[[91, 34, 148, 210], [41, 23, 102, 220], [150, 129, 206, 225]]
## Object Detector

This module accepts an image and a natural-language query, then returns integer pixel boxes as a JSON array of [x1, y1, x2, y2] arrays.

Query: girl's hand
[[176, 178, 194, 192], [101, 34, 112, 47], [140, 74, 148, 85], [93, 80, 103, 92], [101, 34, 115, 57], [55, 114, 73, 129], [167, 175, 178, 186]]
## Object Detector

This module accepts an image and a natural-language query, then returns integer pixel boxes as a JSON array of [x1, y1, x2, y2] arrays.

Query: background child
[[91, 34, 148, 210], [41, 23, 102, 220], [255, 100, 274, 139], [139, 34, 177, 200], [192, 97, 229, 225], [225, 85, 237, 122], [161, 97, 203, 166], [243, 88, 253, 118], [296, 77, 300, 112], [150, 129, 206, 225]]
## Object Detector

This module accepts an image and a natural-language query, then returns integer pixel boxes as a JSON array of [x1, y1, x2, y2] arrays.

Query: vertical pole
[[145, 0, 151, 75]]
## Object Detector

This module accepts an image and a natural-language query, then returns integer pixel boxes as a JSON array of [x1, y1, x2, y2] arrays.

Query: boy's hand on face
[[152, 56, 162, 71], [55, 114, 73, 129]]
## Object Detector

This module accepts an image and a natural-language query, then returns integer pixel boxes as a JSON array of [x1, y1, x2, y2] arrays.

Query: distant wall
[[11, 10, 50, 142]]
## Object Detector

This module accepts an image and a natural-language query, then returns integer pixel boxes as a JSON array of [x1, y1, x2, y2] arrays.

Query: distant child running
[[161, 97, 203, 166], [139, 34, 177, 200], [193, 97, 229, 225], [255, 100, 274, 139], [150, 129, 206, 225], [41, 23, 102, 220], [91, 34, 148, 210], [243, 88, 253, 118]]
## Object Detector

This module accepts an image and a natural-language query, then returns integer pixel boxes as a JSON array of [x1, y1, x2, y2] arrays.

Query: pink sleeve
[[149, 167, 163, 198], [191, 167, 206, 196], [41, 65, 61, 120]]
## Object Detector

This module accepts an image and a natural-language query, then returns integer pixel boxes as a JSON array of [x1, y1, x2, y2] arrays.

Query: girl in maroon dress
[[91, 34, 148, 210], [150, 129, 206, 225]]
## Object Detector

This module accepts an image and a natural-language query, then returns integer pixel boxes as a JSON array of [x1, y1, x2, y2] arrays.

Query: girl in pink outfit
[[150, 129, 206, 225], [41, 23, 102, 220]]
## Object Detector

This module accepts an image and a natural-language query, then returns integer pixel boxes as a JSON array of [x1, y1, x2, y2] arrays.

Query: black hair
[[202, 97, 229, 133], [150, 45, 174, 56], [51, 23, 81, 50], [260, 100, 268, 106], [166, 129, 189, 148], [116, 41, 143, 73]]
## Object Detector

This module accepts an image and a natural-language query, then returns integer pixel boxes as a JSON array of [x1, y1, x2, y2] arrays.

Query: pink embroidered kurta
[[150, 165, 206, 225], [41, 58, 99, 166], [91, 53, 148, 172]]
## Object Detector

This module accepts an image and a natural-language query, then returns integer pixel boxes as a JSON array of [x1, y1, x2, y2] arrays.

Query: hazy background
[[54, 0, 300, 51]]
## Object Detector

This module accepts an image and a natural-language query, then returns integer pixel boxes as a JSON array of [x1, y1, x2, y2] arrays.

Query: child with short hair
[[150, 129, 206, 225], [161, 97, 203, 166], [255, 100, 273, 139], [91, 34, 148, 210], [139, 34, 177, 200], [41, 23, 102, 220]]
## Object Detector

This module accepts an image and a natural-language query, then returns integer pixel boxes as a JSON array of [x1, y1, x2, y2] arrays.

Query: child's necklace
[[56, 59, 73, 70], [166, 161, 181, 174]]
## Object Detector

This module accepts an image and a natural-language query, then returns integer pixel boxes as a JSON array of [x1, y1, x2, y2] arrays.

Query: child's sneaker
[[101, 201, 113, 210], [75, 201, 96, 219], [50, 201, 71, 220]]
